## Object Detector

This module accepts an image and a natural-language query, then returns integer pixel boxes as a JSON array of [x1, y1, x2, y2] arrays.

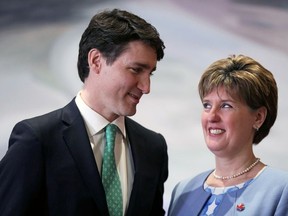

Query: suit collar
[[61, 105, 160, 215], [125, 117, 161, 215], [62, 99, 109, 215], [124, 117, 144, 173], [75, 93, 127, 137]]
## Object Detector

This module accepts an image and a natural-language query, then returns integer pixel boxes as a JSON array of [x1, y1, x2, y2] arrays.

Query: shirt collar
[[75, 91, 126, 138]]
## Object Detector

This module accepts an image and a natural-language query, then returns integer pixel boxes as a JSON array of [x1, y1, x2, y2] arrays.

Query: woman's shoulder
[[265, 166, 288, 176], [257, 166, 288, 185], [173, 170, 212, 194]]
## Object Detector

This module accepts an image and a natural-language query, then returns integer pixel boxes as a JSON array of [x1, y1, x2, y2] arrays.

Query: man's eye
[[131, 67, 142, 73]]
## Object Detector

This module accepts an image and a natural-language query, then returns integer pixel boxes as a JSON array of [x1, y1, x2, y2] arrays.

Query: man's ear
[[254, 106, 267, 129], [88, 48, 101, 74]]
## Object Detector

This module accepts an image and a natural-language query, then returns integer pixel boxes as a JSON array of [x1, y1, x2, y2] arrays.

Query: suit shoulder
[[14, 99, 77, 132], [125, 117, 161, 136], [17, 107, 63, 128]]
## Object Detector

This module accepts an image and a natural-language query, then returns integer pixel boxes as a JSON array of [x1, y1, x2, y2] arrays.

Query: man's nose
[[138, 76, 150, 94]]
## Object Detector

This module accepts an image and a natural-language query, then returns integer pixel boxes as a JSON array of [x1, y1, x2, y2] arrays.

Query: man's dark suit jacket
[[0, 99, 168, 216]]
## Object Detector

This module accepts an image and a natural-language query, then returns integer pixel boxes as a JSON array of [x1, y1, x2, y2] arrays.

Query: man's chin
[[126, 108, 137, 117]]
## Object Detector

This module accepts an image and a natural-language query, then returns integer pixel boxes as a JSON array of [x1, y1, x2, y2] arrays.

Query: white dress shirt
[[75, 92, 134, 215]]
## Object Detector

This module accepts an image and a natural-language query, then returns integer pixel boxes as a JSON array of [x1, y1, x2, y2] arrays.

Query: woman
[[168, 55, 288, 215]]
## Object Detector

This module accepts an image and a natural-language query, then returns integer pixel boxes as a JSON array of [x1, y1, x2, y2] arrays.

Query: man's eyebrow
[[133, 62, 157, 71]]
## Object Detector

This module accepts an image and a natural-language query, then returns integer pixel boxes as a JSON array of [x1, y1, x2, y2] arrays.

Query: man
[[0, 9, 168, 216]]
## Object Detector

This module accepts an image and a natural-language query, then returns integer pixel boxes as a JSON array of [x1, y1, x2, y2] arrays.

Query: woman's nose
[[208, 108, 220, 122]]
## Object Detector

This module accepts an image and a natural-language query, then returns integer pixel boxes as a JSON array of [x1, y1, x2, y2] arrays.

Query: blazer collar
[[172, 172, 248, 216], [124, 117, 161, 215], [62, 99, 109, 215]]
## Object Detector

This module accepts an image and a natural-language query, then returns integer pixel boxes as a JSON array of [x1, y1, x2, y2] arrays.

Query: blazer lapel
[[61, 100, 109, 215], [124, 118, 159, 216], [124, 120, 142, 215], [178, 187, 211, 215]]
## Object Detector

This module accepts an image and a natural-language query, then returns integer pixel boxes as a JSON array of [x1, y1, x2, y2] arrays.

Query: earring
[[253, 125, 259, 131]]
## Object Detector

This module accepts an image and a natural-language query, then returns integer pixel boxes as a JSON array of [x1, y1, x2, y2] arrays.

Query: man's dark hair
[[77, 9, 165, 82]]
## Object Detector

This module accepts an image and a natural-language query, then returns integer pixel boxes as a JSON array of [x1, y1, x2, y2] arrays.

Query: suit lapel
[[124, 119, 141, 214], [125, 118, 158, 216], [61, 100, 109, 215]]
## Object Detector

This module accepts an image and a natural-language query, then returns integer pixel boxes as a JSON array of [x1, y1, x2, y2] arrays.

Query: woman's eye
[[221, 103, 232, 108], [203, 102, 211, 109]]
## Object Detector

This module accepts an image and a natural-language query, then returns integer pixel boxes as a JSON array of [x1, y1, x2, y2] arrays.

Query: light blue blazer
[[168, 166, 288, 216]]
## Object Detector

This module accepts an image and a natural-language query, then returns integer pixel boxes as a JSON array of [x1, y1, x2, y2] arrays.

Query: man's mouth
[[128, 92, 140, 103]]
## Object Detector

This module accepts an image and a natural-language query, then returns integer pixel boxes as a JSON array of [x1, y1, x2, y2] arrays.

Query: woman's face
[[201, 87, 258, 157]]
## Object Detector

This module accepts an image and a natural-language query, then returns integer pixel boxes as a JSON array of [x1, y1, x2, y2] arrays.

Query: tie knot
[[105, 124, 117, 146]]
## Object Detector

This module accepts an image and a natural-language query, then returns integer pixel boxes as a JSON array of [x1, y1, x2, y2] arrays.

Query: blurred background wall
[[1, 0, 288, 212]]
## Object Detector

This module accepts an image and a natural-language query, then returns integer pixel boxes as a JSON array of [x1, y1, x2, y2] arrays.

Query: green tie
[[102, 124, 123, 216]]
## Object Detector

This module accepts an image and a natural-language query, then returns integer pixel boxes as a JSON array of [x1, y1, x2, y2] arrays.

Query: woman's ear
[[88, 48, 101, 74], [254, 106, 267, 130]]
